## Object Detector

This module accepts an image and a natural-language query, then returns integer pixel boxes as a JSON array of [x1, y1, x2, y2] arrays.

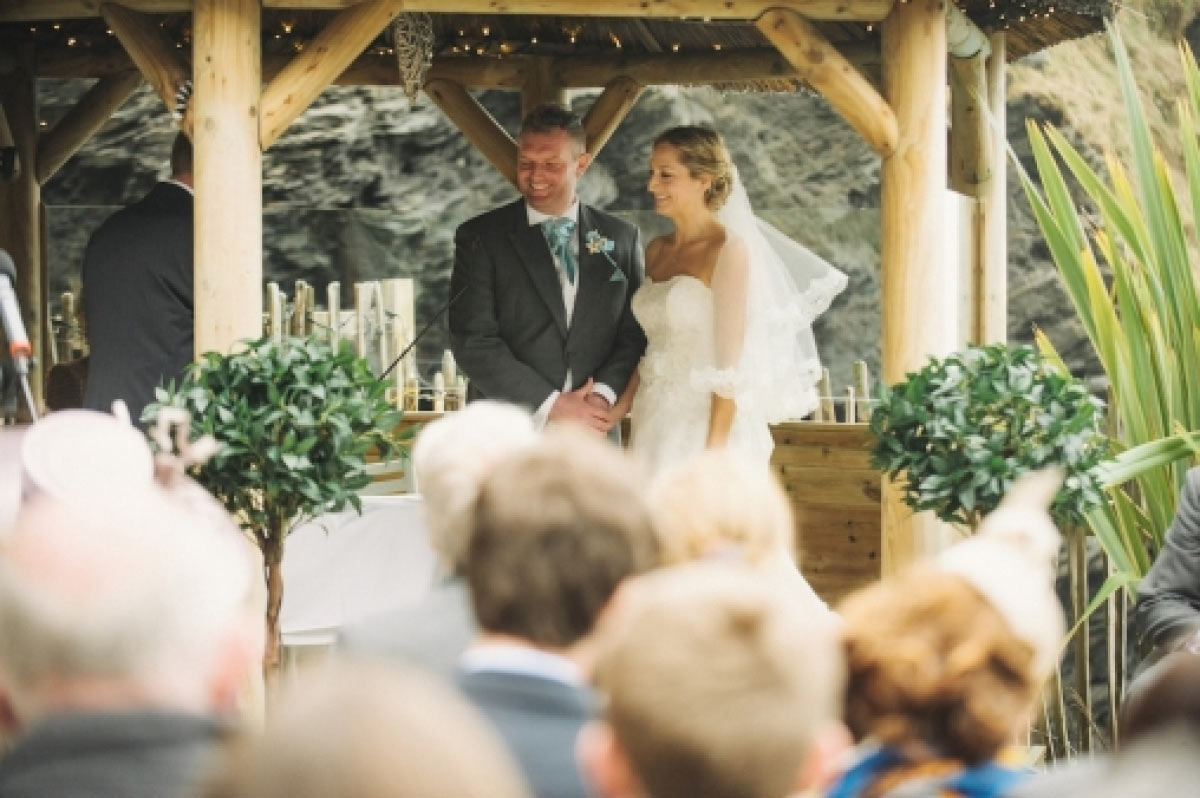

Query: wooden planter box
[[771, 422, 882, 606]]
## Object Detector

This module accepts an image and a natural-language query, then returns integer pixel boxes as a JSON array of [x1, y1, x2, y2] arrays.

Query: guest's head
[[517, 104, 589, 216], [651, 452, 794, 568], [170, 131, 193, 184], [412, 401, 537, 575], [204, 659, 530, 798], [467, 429, 657, 652], [649, 126, 733, 215], [584, 563, 847, 798], [0, 483, 260, 732], [839, 569, 1040, 765], [839, 470, 1066, 765]]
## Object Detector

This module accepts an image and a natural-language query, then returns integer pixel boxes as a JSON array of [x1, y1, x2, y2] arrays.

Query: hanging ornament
[[391, 12, 434, 104]]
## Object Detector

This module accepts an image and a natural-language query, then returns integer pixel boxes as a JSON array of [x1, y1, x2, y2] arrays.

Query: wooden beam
[[268, 0, 896, 20], [34, 48, 142, 79], [0, 0, 190, 20], [0, 42, 44, 413], [521, 57, 564, 119], [192, 0, 261, 355], [259, 0, 405, 149], [555, 46, 880, 89], [880, 0, 953, 571], [4, 0, 894, 22], [424, 78, 517, 186], [100, 3, 192, 132], [757, 8, 896, 158], [582, 76, 642, 157], [36, 71, 142, 184], [42, 45, 883, 92]]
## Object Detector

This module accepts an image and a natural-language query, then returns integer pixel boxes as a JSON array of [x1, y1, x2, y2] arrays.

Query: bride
[[611, 126, 847, 476]]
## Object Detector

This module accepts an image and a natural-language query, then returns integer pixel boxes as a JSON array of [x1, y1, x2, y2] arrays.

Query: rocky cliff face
[[40, 26, 1148, 393]]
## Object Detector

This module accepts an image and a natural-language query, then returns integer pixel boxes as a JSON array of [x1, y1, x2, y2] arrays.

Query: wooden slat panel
[[794, 504, 881, 605], [771, 443, 873, 470], [776, 464, 882, 507], [771, 421, 873, 448]]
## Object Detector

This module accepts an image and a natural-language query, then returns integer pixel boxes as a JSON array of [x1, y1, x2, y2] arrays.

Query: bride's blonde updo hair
[[653, 126, 734, 211]]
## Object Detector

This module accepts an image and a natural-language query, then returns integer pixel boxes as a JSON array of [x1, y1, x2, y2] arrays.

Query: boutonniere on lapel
[[586, 230, 626, 282]]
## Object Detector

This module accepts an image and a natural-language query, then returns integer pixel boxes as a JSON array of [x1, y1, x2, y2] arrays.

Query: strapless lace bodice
[[629, 276, 772, 477], [632, 275, 714, 388]]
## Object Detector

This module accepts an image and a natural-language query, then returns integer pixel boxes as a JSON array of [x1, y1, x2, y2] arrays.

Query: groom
[[449, 105, 646, 433]]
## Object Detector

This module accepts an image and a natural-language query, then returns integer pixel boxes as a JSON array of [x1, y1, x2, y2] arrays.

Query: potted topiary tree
[[145, 336, 404, 678], [869, 343, 1109, 531]]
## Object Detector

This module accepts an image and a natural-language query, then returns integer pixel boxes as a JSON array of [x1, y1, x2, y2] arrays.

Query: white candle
[[432, 372, 446, 412], [326, 281, 341, 346]]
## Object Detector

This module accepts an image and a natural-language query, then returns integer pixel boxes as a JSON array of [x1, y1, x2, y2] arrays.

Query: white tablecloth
[[280, 495, 437, 644]]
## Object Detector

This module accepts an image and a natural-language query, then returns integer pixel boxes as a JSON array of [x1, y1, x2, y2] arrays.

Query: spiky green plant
[[1019, 23, 1200, 601]]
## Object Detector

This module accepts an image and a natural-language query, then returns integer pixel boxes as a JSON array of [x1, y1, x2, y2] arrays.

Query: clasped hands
[[548, 378, 625, 434]]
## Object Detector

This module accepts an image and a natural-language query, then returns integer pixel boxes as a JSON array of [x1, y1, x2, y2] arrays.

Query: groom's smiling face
[[517, 129, 590, 217]]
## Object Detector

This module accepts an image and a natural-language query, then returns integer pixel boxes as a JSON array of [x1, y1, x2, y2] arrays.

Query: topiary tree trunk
[[260, 516, 287, 684]]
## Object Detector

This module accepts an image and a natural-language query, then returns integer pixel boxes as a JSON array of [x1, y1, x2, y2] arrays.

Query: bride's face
[[648, 144, 711, 216]]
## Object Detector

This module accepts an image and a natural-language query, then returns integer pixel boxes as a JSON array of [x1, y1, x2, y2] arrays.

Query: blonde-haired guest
[[204, 660, 530, 798], [582, 562, 848, 798], [650, 450, 829, 616], [339, 401, 537, 674], [827, 471, 1067, 798]]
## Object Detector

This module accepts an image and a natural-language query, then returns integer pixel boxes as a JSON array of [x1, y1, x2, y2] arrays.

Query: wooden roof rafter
[[0, 0, 896, 23]]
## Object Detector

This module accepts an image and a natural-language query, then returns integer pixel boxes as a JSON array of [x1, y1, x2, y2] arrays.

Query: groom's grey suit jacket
[[449, 199, 646, 410]]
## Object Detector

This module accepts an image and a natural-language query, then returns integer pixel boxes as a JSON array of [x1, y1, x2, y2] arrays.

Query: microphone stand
[[0, 358, 38, 424]]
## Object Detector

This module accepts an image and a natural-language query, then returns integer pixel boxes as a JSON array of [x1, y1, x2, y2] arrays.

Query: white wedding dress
[[628, 175, 848, 478], [630, 274, 774, 476]]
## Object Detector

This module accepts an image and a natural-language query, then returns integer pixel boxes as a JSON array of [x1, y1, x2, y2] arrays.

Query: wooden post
[[521, 57, 565, 118], [757, 8, 897, 157], [948, 55, 988, 196], [880, 0, 953, 572], [582, 76, 642, 157], [100, 3, 192, 132], [192, 0, 261, 356], [978, 31, 1007, 344], [37, 71, 142, 184], [259, 0, 405, 149], [424, 78, 518, 186], [0, 41, 43, 412], [949, 32, 1005, 345]]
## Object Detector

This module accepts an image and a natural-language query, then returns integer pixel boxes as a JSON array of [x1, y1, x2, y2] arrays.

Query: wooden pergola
[[0, 0, 1108, 571]]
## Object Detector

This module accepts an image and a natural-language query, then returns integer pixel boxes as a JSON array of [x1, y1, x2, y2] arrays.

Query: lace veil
[[692, 169, 848, 423]]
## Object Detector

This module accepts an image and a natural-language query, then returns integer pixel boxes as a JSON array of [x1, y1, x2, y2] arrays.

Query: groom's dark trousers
[[449, 198, 646, 412]]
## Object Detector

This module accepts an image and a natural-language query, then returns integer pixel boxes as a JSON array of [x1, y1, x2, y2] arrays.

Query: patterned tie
[[541, 217, 578, 283]]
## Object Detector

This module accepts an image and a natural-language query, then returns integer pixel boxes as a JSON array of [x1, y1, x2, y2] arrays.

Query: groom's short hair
[[520, 104, 586, 153], [466, 429, 658, 648]]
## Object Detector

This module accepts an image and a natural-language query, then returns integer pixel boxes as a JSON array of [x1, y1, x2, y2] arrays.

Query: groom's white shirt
[[526, 199, 617, 425]]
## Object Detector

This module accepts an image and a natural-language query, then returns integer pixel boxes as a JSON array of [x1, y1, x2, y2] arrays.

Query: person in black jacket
[[1134, 467, 1200, 665], [82, 133, 193, 423]]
